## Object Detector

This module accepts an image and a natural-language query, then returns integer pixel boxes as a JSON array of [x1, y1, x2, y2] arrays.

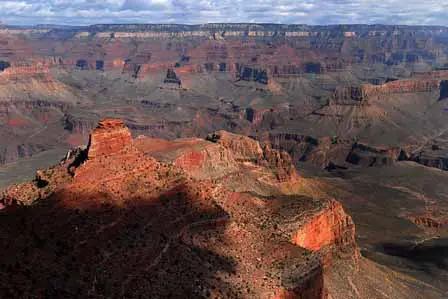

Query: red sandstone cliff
[[86, 119, 132, 159], [291, 200, 357, 264]]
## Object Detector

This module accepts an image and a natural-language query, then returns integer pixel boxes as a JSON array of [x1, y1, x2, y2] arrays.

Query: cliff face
[[291, 200, 356, 260], [208, 130, 264, 162], [332, 79, 440, 104], [0, 63, 74, 102], [207, 130, 297, 182], [86, 119, 132, 159]]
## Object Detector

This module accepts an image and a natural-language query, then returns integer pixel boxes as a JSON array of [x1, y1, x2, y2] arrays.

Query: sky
[[0, 0, 447, 26]]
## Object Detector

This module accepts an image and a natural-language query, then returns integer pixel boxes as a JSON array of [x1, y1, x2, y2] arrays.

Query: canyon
[[0, 23, 448, 298], [1, 120, 443, 298]]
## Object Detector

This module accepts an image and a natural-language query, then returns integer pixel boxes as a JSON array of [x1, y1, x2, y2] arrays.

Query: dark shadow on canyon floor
[[361, 238, 448, 292], [380, 239, 448, 270]]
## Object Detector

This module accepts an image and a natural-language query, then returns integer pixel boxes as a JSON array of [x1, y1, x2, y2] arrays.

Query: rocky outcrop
[[173, 144, 237, 176], [0, 65, 74, 104], [291, 200, 356, 260], [206, 131, 297, 181], [260, 144, 297, 182], [255, 133, 319, 165], [86, 119, 133, 159], [207, 130, 264, 162], [134, 137, 240, 180]]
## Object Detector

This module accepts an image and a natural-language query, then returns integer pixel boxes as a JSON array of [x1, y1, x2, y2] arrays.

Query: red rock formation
[[209, 130, 264, 162], [86, 119, 132, 159], [291, 200, 356, 261], [206, 130, 297, 181], [261, 144, 297, 181], [0, 119, 336, 298], [134, 137, 239, 179]]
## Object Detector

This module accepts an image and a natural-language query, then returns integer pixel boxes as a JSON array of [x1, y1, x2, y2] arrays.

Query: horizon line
[[2, 22, 447, 29]]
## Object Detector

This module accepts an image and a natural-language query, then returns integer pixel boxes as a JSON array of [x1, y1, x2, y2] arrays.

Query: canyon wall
[[2, 24, 447, 80], [291, 200, 357, 262], [333, 79, 441, 104]]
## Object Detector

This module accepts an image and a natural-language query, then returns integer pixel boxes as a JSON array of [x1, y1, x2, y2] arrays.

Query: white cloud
[[0, 0, 446, 26]]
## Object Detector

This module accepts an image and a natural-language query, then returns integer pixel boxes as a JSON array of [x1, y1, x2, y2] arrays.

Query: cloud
[[122, 0, 171, 11], [0, 0, 447, 26]]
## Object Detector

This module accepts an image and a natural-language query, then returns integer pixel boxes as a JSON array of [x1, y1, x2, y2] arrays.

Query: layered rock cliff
[[332, 79, 440, 104], [291, 200, 357, 262], [86, 119, 132, 159], [2, 24, 448, 81]]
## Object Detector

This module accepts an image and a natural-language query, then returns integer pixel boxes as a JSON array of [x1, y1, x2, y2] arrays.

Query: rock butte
[[87, 119, 132, 159]]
